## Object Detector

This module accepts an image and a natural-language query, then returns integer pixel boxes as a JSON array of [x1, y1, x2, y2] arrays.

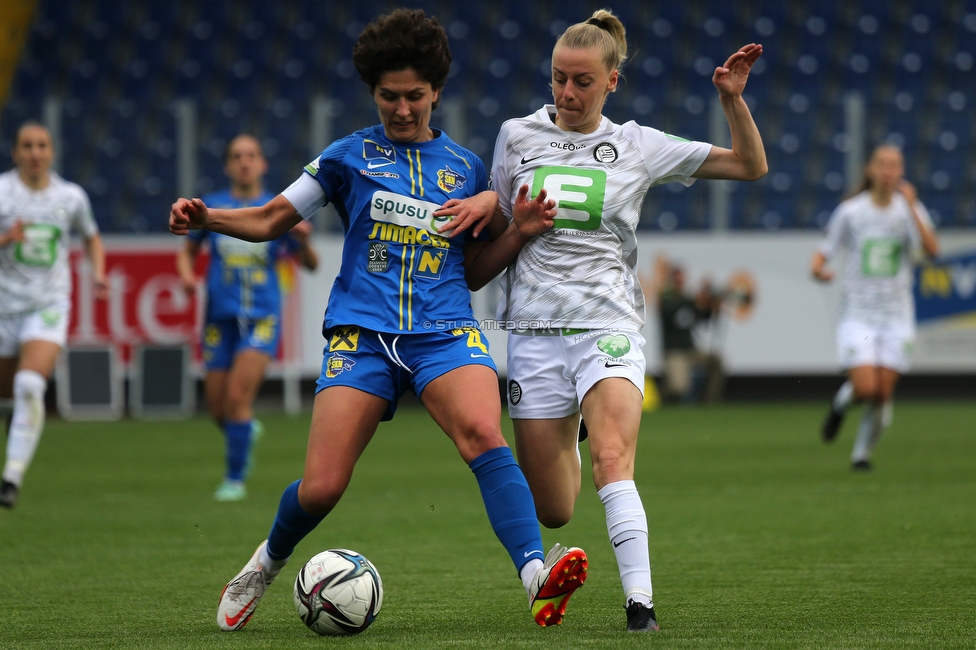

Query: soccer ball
[[293, 549, 383, 636]]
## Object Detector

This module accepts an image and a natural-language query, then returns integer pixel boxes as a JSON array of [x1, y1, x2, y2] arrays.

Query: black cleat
[[626, 602, 659, 632], [851, 459, 873, 472], [0, 480, 19, 509], [822, 406, 845, 443]]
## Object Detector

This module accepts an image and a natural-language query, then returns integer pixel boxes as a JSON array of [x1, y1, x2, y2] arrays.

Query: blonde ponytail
[[556, 8, 628, 73]]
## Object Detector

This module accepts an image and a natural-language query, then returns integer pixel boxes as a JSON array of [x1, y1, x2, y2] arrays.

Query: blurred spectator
[[653, 256, 724, 403]]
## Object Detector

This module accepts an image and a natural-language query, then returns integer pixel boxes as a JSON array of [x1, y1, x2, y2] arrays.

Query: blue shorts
[[202, 316, 280, 371], [316, 325, 497, 421]]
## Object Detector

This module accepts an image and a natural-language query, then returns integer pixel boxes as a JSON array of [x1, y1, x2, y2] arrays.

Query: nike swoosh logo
[[524, 550, 543, 558], [470, 353, 491, 358], [224, 597, 257, 628], [520, 154, 544, 165], [613, 536, 637, 548], [367, 160, 393, 169], [604, 361, 629, 368]]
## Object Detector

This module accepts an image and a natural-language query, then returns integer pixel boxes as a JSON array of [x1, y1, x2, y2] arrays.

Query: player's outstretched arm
[[170, 195, 302, 242], [694, 44, 768, 181], [84, 232, 109, 300], [289, 220, 320, 271], [175, 239, 201, 296], [899, 180, 939, 258], [463, 185, 555, 291]]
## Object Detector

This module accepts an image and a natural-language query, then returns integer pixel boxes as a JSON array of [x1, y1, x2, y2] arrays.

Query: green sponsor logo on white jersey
[[15, 224, 61, 267], [533, 166, 607, 231], [861, 239, 902, 277]]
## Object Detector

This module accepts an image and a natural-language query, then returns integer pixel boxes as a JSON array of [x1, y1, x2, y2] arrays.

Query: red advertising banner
[[68, 239, 299, 371], [68, 246, 205, 363]]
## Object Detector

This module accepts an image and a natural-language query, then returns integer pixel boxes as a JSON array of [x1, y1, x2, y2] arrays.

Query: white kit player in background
[[0, 122, 107, 509], [436, 9, 766, 632], [811, 144, 939, 471]]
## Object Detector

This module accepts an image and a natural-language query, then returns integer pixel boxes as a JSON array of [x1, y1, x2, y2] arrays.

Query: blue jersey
[[305, 125, 488, 334], [191, 189, 301, 320]]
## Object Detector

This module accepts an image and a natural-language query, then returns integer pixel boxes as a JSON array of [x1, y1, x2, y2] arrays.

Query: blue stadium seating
[[2, 0, 974, 230]]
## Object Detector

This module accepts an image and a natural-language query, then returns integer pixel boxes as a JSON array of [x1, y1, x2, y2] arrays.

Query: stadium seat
[[2, 0, 974, 233]]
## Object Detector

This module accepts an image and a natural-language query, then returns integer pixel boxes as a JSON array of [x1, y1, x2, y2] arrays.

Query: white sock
[[258, 542, 289, 578], [851, 402, 884, 463], [598, 480, 653, 607], [2, 370, 47, 487], [520, 558, 544, 594], [833, 381, 854, 412], [881, 400, 893, 428]]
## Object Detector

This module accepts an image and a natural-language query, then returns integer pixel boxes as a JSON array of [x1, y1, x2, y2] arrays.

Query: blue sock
[[224, 420, 252, 481], [266, 480, 327, 561], [469, 446, 544, 573]]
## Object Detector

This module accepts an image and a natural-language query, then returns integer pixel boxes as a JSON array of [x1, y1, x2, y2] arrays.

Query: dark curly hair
[[353, 9, 451, 109]]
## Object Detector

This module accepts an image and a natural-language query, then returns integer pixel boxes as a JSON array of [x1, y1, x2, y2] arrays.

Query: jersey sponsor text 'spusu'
[[0, 170, 99, 315], [820, 191, 932, 325], [491, 106, 711, 330], [190, 189, 302, 321], [282, 125, 488, 333]]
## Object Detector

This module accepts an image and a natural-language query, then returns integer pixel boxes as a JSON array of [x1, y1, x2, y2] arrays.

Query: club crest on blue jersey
[[363, 139, 396, 169], [436, 166, 466, 193], [325, 352, 356, 378]]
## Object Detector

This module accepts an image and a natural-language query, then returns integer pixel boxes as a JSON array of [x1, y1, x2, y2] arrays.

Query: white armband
[[281, 173, 327, 220]]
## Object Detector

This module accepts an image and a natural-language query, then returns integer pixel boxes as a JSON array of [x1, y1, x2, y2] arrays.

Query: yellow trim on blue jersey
[[407, 150, 416, 195], [406, 149, 426, 198], [399, 246, 407, 330], [443, 146, 472, 169], [416, 150, 424, 197], [407, 246, 416, 330]]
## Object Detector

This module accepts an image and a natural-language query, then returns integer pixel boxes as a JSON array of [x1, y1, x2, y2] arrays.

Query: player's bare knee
[[852, 382, 877, 402], [590, 445, 629, 476], [538, 504, 573, 529], [451, 422, 506, 461], [298, 478, 345, 515]]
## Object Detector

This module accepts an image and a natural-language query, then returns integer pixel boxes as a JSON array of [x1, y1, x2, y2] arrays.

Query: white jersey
[[820, 191, 931, 325], [493, 106, 711, 329], [0, 170, 98, 315]]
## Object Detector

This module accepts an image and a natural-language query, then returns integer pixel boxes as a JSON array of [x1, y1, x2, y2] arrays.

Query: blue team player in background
[[171, 9, 589, 632], [176, 134, 318, 502]]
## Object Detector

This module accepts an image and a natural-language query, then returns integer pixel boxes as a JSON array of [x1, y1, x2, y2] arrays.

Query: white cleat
[[216, 540, 277, 631]]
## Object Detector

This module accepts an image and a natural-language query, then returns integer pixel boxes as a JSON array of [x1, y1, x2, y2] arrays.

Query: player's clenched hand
[[433, 191, 497, 238], [170, 197, 209, 235], [512, 185, 555, 239], [1, 220, 26, 246]]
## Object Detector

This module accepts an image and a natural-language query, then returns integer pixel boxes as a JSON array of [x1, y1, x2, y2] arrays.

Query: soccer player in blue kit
[[176, 134, 318, 502], [170, 9, 587, 631]]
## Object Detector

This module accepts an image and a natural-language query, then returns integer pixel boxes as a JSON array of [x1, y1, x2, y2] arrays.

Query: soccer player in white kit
[[438, 9, 766, 631], [0, 122, 107, 508], [811, 144, 938, 471]]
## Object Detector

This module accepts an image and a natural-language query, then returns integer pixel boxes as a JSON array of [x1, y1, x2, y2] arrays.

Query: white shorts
[[836, 319, 914, 373], [506, 328, 646, 419], [0, 301, 70, 357]]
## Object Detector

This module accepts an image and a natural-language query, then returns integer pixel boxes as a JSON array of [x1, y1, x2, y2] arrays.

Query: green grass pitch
[[1, 401, 974, 649]]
